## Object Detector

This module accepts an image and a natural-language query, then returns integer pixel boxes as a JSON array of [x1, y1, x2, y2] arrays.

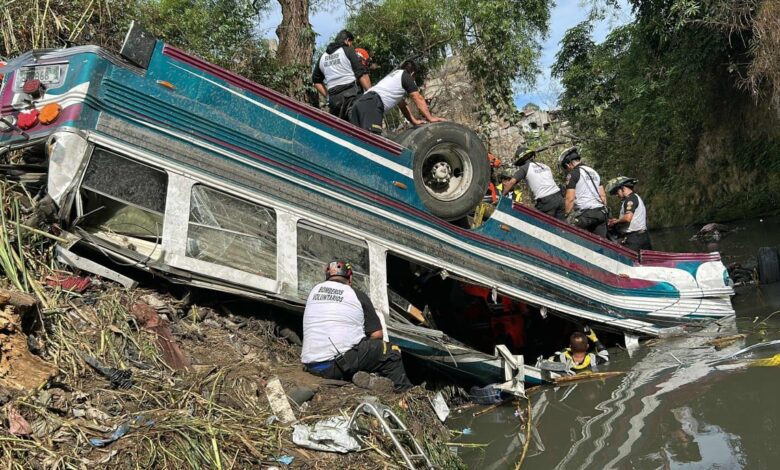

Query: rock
[[288, 386, 316, 405], [690, 223, 732, 242]]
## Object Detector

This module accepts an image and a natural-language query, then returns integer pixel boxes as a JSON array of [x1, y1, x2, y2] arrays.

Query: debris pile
[[0, 183, 463, 468]]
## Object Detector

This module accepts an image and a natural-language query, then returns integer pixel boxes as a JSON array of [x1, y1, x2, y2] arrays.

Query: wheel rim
[[420, 143, 473, 202]]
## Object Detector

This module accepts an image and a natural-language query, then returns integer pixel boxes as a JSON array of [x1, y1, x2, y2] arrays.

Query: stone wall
[[422, 55, 526, 163]]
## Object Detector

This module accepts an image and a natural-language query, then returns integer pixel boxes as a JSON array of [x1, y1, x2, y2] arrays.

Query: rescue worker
[[559, 147, 608, 236], [301, 260, 412, 392], [349, 59, 444, 134], [483, 152, 502, 205], [497, 169, 522, 204], [607, 176, 653, 251], [550, 326, 609, 372], [501, 145, 563, 218], [312, 30, 371, 120]]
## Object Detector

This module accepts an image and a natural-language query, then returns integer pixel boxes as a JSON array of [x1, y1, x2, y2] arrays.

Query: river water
[[449, 216, 780, 470]]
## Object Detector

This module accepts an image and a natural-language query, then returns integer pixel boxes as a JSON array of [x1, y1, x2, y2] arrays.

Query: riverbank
[[0, 279, 464, 468]]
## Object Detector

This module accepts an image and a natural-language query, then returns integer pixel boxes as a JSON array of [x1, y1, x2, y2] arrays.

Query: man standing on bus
[[301, 260, 412, 392], [312, 30, 371, 120], [559, 147, 609, 236], [501, 145, 563, 218]]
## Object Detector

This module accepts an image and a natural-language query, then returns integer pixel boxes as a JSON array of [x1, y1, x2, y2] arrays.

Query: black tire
[[757, 246, 780, 285], [393, 122, 489, 221]]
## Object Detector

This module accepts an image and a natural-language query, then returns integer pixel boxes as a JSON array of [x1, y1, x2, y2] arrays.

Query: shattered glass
[[186, 185, 277, 278], [81, 148, 167, 213], [297, 223, 370, 298], [79, 149, 166, 238]]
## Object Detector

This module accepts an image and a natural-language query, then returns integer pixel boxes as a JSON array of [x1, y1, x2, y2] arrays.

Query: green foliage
[[0, 0, 301, 94], [345, 0, 551, 125], [552, 0, 780, 226]]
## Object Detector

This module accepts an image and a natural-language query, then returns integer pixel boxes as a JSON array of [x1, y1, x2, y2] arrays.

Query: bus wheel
[[394, 122, 490, 221]]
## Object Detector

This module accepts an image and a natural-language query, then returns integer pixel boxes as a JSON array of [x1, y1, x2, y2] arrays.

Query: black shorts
[[327, 83, 360, 120], [535, 192, 565, 219], [623, 231, 652, 252], [303, 337, 411, 390], [349, 92, 384, 134]]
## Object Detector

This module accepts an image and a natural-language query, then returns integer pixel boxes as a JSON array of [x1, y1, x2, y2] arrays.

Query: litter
[[82, 355, 133, 389], [6, 404, 33, 436], [462, 427, 472, 435], [292, 416, 361, 453], [89, 421, 131, 447], [275, 455, 294, 465], [469, 384, 505, 405], [429, 391, 450, 422], [89, 415, 154, 447], [130, 300, 190, 369], [266, 376, 296, 424], [45, 274, 92, 293], [288, 386, 315, 406]]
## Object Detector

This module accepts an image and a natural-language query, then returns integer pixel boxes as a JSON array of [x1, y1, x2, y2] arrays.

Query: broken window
[[186, 185, 276, 278], [79, 148, 166, 239], [297, 223, 370, 298]]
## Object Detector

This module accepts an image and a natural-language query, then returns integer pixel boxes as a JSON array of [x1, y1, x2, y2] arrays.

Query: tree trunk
[[275, 0, 316, 104]]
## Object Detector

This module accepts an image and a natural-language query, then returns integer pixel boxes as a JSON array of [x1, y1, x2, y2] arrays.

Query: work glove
[[583, 325, 599, 343]]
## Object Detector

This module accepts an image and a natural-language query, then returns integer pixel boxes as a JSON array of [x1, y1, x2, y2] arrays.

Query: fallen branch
[[515, 397, 532, 469], [553, 371, 625, 386], [704, 334, 747, 349]]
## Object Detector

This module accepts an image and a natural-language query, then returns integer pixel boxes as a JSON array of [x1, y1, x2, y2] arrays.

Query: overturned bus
[[0, 24, 735, 387]]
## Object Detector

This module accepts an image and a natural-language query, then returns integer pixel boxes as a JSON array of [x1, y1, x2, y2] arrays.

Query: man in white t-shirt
[[501, 145, 565, 219], [301, 260, 412, 392], [349, 59, 444, 134], [312, 30, 371, 119], [559, 147, 609, 237], [607, 176, 652, 251]]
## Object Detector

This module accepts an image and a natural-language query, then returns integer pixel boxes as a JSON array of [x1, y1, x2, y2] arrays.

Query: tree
[[275, 0, 316, 102], [552, 0, 780, 226], [345, 0, 552, 128]]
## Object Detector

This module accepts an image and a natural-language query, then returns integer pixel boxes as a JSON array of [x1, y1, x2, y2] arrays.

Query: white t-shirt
[[565, 165, 604, 210], [513, 161, 560, 200], [368, 69, 419, 112], [301, 280, 367, 363], [318, 48, 354, 88], [620, 192, 648, 232]]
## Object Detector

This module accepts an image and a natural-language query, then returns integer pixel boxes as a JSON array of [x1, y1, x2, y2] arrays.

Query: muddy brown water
[[449, 216, 780, 469]]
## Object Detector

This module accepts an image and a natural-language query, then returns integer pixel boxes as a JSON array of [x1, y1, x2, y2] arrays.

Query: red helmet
[[325, 260, 353, 280], [488, 152, 501, 168], [354, 48, 370, 66]]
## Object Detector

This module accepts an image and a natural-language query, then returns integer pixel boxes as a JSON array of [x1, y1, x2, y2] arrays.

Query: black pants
[[327, 83, 360, 120], [349, 92, 384, 134], [571, 207, 608, 237], [535, 193, 565, 219], [622, 231, 652, 252], [305, 338, 412, 391]]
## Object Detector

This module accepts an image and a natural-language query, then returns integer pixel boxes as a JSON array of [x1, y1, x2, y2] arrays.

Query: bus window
[[186, 185, 277, 279], [80, 148, 166, 240], [296, 223, 370, 299]]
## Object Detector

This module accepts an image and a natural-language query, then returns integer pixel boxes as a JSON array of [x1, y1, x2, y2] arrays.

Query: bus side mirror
[[120, 21, 157, 70]]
